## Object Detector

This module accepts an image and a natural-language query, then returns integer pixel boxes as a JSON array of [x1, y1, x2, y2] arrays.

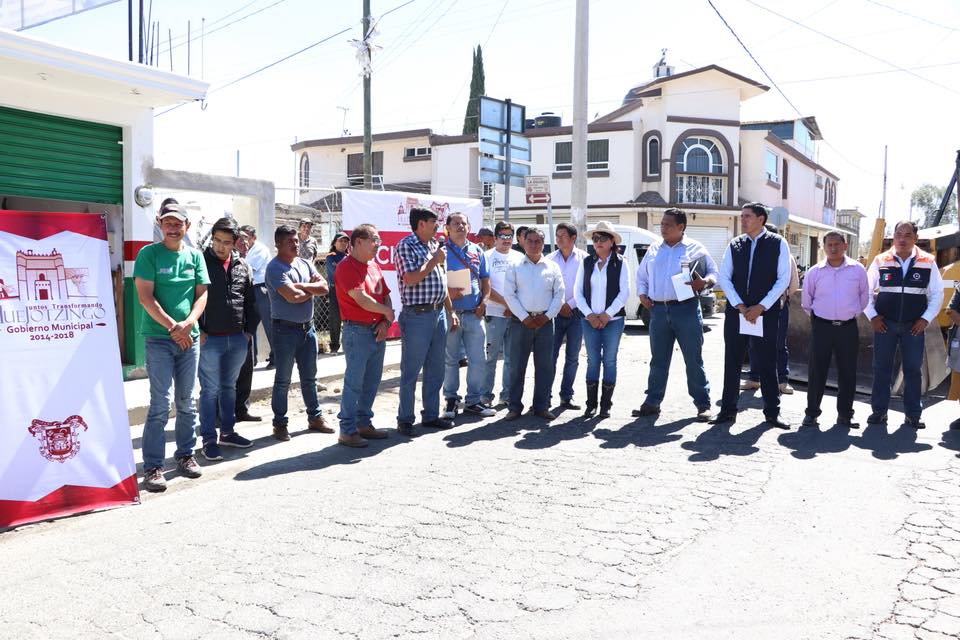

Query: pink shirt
[[801, 256, 870, 321]]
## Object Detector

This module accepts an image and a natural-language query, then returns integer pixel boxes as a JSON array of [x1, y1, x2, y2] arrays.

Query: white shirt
[[484, 247, 525, 317], [718, 229, 791, 310], [864, 246, 944, 323], [503, 254, 565, 321], [547, 247, 587, 306], [574, 255, 630, 320], [636, 235, 719, 302], [245, 240, 272, 285]]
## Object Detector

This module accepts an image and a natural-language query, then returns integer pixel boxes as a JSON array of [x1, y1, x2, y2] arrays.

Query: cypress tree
[[463, 45, 485, 134]]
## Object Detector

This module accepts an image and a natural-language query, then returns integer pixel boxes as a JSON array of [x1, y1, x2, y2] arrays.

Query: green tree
[[462, 45, 485, 135], [911, 183, 958, 227]]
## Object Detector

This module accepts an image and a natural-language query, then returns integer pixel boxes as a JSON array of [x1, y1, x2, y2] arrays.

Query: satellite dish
[[769, 206, 789, 229]]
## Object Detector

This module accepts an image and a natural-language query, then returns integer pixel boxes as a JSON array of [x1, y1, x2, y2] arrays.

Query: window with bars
[[482, 182, 494, 207], [554, 139, 609, 173], [674, 175, 725, 205]]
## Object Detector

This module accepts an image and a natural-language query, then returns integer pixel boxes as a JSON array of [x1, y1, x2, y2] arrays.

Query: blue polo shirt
[[265, 256, 317, 323], [445, 240, 489, 311]]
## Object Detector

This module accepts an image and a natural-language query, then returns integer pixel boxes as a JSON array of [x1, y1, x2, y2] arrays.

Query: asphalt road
[[3, 315, 960, 639]]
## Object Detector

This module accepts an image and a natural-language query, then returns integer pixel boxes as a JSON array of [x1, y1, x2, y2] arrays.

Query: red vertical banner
[[0, 211, 138, 529]]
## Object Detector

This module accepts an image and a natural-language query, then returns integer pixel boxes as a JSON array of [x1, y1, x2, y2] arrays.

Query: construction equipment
[[786, 150, 960, 395]]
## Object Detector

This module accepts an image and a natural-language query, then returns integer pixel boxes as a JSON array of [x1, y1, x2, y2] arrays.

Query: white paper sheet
[[448, 268, 471, 292], [739, 314, 764, 337], [671, 273, 695, 301]]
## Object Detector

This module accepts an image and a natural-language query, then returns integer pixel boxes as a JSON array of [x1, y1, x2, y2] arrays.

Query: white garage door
[[686, 226, 730, 264]]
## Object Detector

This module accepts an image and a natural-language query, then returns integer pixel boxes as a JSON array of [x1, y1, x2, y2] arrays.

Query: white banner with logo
[[341, 190, 484, 332], [0, 211, 138, 529]]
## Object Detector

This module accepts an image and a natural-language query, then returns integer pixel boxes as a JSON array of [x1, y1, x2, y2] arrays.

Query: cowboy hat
[[584, 221, 621, 245]]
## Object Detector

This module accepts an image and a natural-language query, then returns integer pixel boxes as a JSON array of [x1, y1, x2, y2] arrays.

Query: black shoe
[[709, 411, 737, 424], [559, 399, 581, 410], [236, 412, 262, 423], [265, 360, 275, 370], [950, 418, 960, 431], [631, 403, 660, 417], [801, 415, 818, 428], [423, 417, 454, 430], [904, 415, 926, 429], [441, 397, 458, 420], [837, 416, 860, 429], [765, 415, 790, 430], [866, 412, 888, 425], [458, 358, 468, 368], [695, 406, 712, 422], [397, 422, 414, 436]]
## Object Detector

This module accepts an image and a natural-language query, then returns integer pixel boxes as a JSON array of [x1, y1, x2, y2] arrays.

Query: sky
[[27, 0, 960, 220]]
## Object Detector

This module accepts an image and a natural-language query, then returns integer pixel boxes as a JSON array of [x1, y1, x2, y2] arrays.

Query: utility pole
[[570, 0, 589, 245], [128, 0, 133, 62], [362, 0, 373, 190], [881, 144, 888, 221], [138, 0, 144, 63], [503, 98, 513, 221]]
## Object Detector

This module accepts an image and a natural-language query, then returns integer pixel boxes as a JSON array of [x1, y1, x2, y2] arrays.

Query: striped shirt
[[394, 232, 447, 306]]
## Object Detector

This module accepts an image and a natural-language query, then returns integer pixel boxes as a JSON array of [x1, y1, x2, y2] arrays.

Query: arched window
[[647, 136, 660, 177], [299, 153, 310, 188], [674, 137, 724, 174], [673, 136, 726, 205]]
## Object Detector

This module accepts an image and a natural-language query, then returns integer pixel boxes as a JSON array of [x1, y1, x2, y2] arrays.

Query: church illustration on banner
[[0, 248, 91, 301]]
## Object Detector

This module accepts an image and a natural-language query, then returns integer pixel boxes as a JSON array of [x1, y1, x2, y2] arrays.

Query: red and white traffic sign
[[525, 175, 551, 205]]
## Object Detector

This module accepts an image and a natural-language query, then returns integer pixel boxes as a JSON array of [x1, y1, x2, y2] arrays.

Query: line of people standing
[[133, 199, 951, 493]]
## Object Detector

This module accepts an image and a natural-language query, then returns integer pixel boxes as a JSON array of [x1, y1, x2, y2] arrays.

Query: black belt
[[812, 314, 857, 327], [274, 319, 313, 330], [404, 303, 443, 312], [652, 298, 697, 306]]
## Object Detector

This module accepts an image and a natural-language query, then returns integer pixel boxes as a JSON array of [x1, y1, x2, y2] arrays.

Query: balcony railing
[[674, 174, 726, 205]]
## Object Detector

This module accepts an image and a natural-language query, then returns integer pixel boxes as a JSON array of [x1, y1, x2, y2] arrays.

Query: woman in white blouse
[[573, 221, 630, 417]]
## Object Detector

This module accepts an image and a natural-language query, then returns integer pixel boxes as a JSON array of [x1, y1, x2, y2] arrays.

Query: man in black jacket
[[197, 217, 258, 461]]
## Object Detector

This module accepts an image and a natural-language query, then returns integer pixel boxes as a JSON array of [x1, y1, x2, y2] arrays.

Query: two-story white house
[[292, 56, 842, 265]]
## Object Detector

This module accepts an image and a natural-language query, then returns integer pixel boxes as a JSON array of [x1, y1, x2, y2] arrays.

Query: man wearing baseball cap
[[298, 217, 319, 263], [133, 198, 211, 492]]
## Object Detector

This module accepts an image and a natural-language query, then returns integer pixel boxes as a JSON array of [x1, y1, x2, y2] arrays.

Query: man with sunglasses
[[482, 221, 524, 406]]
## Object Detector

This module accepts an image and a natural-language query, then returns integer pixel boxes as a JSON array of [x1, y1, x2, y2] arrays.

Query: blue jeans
[[142, 337, 200, 470], [748, 299, 790, 383], [871, 320, 925, 418], [398, 308, 448, 425], [254, 285, 273, 360], [508, 318, 555, 413], [198, 332, 249, 444], [552, 310, 583, 402], [270, 323, 321, 427], [581, 318, 624, 385], [338, 322, 386, 434], [645, 300, 710, 409], [483, 315, 512, 403], [444, 311, 487, 405]]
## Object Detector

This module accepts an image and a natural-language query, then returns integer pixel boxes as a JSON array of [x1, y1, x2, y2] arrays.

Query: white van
[[524, 222, 659, 320]]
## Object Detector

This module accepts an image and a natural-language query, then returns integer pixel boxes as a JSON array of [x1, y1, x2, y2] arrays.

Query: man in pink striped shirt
[[800, 232, 870, 428]]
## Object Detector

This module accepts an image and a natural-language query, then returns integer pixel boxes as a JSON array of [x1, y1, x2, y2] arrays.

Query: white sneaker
[[780, 383, 794, 395], [465, 403, 496, 417]]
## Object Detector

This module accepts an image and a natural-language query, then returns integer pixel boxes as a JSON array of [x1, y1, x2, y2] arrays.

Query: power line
[[744, 0, 960, 96], [863, 0, 958, 32], [159, 0, 291, 56], [156, 25, 353, 117]]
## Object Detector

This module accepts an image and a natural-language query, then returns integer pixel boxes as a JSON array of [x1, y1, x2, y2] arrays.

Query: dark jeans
[[871, 320, 925, 418], [551, 309, 583, 402], [748, 299, 790, 383], [806, 317, 858, 419], [198, 332, 248, 443], [270, 323, 321, 427], [721, 303, 782, 418], [235, 338, 254, 415], [328, 294, 342, 352], [508, 318, 555, 413], [645, 299, 710, 409]]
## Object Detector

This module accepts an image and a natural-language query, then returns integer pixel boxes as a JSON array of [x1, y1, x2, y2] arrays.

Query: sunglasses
[[593, 233, 613, 242], [496, 233, 514, 239]]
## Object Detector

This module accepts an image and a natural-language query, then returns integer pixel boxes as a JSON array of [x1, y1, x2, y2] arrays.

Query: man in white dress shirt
[[503, 228, 565, 421], [713, 203, 792, 428], [547, 223, 588, 410], [636, 208, 718, 421]]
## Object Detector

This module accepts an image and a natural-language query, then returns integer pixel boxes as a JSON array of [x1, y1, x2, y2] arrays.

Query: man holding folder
[[713, 203, 792, 428]]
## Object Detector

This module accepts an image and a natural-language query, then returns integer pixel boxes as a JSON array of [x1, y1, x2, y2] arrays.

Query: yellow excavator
[[786, 151, 960, 395]]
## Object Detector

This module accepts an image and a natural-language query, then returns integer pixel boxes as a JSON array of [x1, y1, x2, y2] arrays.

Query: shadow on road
[[592, 417, 694, 449], [681, 421, 773, 462], [779, 421, 932, 460], [777, 423, 854, 460], [938, 427, 960, 458], [849, 422, 932, 460]]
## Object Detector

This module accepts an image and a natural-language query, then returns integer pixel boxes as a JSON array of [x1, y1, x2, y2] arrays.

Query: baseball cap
[[334, 231, 349, 241], [158, 202, 187, 221], [477, 227, 494, 237]]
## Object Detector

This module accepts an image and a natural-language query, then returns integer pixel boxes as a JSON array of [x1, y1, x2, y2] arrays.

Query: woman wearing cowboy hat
[[573, 221, 630, 418]]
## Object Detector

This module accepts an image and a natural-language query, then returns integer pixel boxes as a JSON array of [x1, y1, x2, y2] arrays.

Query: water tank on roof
[[534, 112, 561, 128]]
